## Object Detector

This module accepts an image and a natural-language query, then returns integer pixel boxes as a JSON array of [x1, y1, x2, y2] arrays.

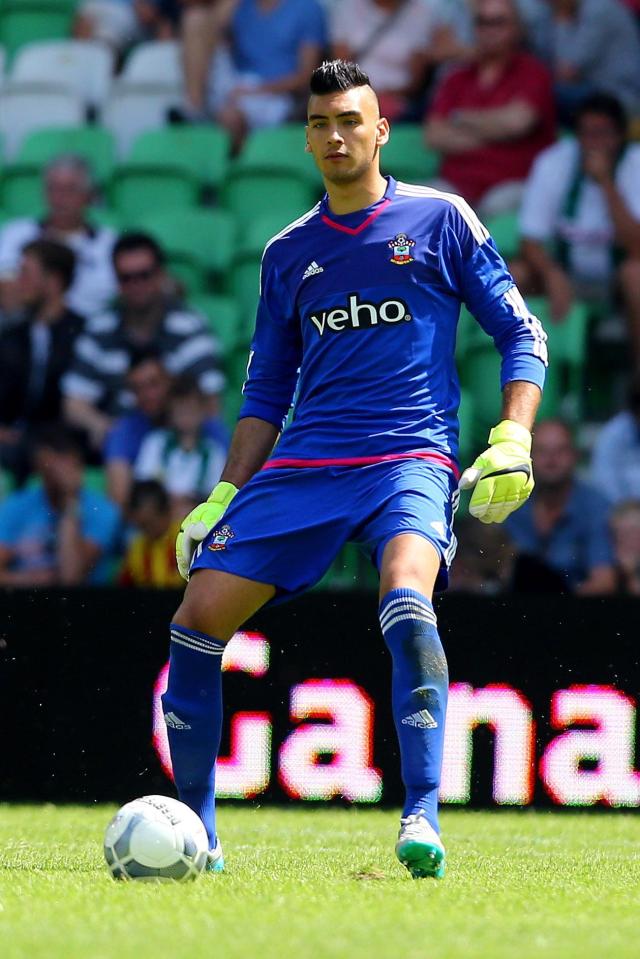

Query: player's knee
[[618, 256, 640, 290]]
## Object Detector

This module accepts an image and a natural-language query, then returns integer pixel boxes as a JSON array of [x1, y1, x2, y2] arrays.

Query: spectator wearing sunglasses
[[424, 0, 555, 217], [61, 232, 224, 454]]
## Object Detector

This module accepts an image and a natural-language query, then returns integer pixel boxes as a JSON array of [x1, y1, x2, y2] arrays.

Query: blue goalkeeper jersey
[[239, 176, 547, 474]]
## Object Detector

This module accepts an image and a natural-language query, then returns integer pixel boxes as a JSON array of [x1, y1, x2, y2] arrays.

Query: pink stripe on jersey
[[262, 450, 460, 479], [321, 199, 391, 235]]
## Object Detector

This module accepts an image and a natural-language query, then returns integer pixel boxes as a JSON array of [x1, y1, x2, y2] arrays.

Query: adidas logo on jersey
[[164, 711, 192, 730], [308, 293, 411, 336], [401, 709, 438, 729], [303, 260, 324, 279]]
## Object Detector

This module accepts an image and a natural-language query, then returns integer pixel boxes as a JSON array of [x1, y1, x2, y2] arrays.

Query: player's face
[[306, 86, 389, 185], [532, 423, 577, 489]]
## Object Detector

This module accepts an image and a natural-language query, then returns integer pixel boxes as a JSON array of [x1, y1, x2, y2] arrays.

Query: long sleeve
[[238, 248, 303, 429], [439, 200, 547, 391]]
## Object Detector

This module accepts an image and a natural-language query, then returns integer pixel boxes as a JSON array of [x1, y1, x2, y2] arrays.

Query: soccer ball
[[104, 795, 209, 882]]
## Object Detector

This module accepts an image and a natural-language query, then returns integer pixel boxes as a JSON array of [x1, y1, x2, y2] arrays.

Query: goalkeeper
[[161, 60, 547, 880]]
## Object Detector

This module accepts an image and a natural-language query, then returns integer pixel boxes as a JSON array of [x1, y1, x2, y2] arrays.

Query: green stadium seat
[[458, 295, 589, 438], [234, 124, 322, 185], [223, 347, 252, 428], [123, 126, 231, 191], [0, 1, 75, 61], [110, 166, 199, 220], [225, 256, 261, 328], [134, 207, 237, 294], [526, 296, 589, 420], [484, 210, 520, 261], [219, 172, 319, 228], [83, 467, 107, 494], [380, 124, 440, 184], [190, 294, 243, 355], [0, 126, 116, 216], [240, 210, 311, 258]]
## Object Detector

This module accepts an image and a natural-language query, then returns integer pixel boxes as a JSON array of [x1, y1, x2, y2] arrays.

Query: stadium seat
[[459, 295, 589, 439], [101, 87, 180, 158], [134, 207, 237, 293], [119, 40, 182, 95], [220, 172, 319, 228], [223, 347, 252, 427], [190, 294, 243, 355], [0, 126, 116, 215], [0, 85, 83, 159], [9, 40, 114, 110], [380, 124, 440, 184], [123, 126, 231, 191], [110, 165, 199, 220], [224, 255, 262, 327], [526, 296, 589, 420], [0, 1, 75, 62], [233, 124, 322, 186], [240, 210, 311, 258], [484, 211, 520, 261]]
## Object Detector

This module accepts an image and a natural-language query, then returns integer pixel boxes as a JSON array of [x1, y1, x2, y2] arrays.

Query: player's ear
[[376, 117, 390, 148]]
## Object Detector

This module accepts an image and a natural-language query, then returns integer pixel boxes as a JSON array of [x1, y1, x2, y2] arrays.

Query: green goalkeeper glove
[[458, 419, 534, 524], [176, 481, 238, 580]]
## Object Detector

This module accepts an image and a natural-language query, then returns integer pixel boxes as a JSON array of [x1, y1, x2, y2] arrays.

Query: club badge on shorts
[[388, 233, 415, 265], [208, 524, 235, 551]]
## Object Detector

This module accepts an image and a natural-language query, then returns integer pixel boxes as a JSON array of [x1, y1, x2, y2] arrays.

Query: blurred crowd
[[1, 0, 640, 592]]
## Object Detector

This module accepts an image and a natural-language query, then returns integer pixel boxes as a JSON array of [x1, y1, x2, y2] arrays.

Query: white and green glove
[[176, 481, 238, 580], [459, 420, 533, 524]]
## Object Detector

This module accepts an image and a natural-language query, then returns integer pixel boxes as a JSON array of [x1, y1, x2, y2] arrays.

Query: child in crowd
[[120, 480, 182, 588], [133, 377, 227, 519]]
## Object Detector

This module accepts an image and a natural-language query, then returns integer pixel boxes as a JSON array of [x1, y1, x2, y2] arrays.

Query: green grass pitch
[[1, 805, 639, 959]]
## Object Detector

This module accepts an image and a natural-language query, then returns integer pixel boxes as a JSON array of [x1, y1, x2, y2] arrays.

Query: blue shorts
[[190, 459, 459, 602]]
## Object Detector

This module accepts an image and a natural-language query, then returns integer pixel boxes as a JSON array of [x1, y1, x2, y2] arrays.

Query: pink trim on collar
[[321, 198, 391, 235]]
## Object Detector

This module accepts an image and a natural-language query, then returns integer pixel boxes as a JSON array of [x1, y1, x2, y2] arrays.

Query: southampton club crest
[[208, 524, 235, 551], [388, 232, 415, 265]]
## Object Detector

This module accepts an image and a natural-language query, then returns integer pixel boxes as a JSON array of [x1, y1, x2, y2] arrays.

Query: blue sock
[[379, 588, 448, 832], [161, 623, 225, 849]]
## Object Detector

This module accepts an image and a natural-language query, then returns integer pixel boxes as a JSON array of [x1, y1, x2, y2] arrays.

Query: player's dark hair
[[112, 232, 166, 268], [129, 479, 170, 514], [309, 60, 371, 96], [22, 238, 75, 291], [575, 92, 627, 135]]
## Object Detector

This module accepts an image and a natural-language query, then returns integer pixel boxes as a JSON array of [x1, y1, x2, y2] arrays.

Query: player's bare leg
[[379, 533, 448, 879], [176, 568, 275, 642], [162, 569, 275, 871]]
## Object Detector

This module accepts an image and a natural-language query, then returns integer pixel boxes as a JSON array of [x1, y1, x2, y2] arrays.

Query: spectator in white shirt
[[330, 0, 438, 120], [0, 156, 117, 324], [512, 93, 640, 365]]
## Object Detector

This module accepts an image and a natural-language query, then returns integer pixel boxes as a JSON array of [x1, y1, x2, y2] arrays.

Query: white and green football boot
[[395, 812, 445, 879], [206, 838, 225, 873]]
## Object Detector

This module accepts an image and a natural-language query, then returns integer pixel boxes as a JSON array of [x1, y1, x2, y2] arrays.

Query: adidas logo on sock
[[164, 711, 192, 730], [302, 260, 324, 279], [401, 709, 437, 729]]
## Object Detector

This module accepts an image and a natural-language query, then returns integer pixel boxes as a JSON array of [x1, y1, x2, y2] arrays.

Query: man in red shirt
[[424, 0, 555, 216]]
